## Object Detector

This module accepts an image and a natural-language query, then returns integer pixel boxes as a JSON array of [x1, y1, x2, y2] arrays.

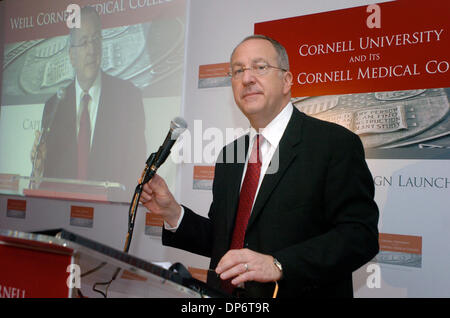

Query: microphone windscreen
[[170, 117, 188, 139]]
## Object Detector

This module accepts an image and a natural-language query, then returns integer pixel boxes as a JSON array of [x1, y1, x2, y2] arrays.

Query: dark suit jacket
[[163, 107, 379, 297], [41, 72, 147, 201]]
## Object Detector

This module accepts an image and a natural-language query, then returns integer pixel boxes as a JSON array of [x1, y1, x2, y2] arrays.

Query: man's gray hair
[[230, 34, 290, 70]]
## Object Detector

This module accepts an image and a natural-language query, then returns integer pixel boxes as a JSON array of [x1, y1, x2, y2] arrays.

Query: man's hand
[[139, 173, 182, 228], [215, 248, 282, 286]]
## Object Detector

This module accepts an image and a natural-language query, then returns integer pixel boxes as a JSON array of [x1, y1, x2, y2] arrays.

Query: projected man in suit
[[36, 6, 146, 201], [139, 35, 379, 297]]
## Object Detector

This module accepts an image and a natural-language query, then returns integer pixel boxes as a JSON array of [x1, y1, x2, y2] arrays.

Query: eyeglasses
[[71, 35, 102, 49], [228, 63, 287, 80]]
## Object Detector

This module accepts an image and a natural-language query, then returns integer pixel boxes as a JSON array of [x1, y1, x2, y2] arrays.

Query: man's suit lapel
[[222, 108, 305, 238], [59, 82, 78, 163], [247, 108, 304, 231], [45, 81, 78, 179], [89, 72, 112, 178], [90, 72, 106, 155]]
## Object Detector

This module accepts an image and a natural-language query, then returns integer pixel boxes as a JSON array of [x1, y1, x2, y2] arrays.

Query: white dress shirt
[[165, 102, 294, 231]]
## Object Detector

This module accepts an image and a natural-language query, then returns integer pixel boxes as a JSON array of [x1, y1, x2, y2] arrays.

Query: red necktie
[[222, 134, 262, 294], [77, 92, 91, 180]]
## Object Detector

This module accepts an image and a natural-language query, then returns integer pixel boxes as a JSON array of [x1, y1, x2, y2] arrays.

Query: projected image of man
[[34, 6, 147, 201]]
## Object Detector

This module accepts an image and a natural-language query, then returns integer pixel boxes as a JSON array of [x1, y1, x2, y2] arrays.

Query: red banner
[[255, 0, 450, 97], [3, 0, 185, 43]]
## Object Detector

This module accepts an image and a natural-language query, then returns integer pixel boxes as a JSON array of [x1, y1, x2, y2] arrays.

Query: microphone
[[141, 116, 187, 184]]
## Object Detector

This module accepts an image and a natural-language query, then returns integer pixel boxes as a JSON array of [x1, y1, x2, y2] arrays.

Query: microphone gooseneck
[[124, 117, 187, 253]]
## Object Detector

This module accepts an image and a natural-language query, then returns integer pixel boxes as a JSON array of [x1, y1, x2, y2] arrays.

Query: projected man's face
[[69, 12, 102, 91]]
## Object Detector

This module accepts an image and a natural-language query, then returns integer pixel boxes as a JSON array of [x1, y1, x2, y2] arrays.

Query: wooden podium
[[0, 229, 224, 298]]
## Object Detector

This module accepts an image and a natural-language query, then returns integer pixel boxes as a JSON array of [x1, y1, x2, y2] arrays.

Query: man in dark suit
[[36, 7, 146, 201], [140, 35, 379, 297]]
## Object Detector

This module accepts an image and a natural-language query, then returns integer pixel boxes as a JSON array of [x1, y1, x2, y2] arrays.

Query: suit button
[[244, 242, 249, 247]]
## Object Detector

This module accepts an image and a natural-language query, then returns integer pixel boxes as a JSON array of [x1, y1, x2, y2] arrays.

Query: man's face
[[230, 39, 292, 127], [69, 13, 102, 89]]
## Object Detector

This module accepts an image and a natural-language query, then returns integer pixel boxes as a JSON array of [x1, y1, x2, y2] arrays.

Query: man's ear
[[283, 71, 293, 94]]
